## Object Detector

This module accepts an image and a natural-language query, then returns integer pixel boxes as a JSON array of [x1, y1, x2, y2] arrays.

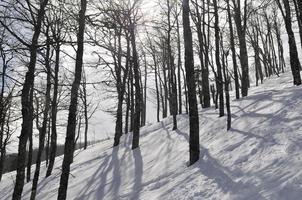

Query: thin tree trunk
[[176, 10, 183, 114], [153, 54, 160, 122], [0, 48, 7, 181], [130, 63, 134, 132], [214, 0, 224, 117], [30, 28, 52, 200], [46, 116, 51, 166], [46, 43, 60, 177], [227, 0, 240, 99]]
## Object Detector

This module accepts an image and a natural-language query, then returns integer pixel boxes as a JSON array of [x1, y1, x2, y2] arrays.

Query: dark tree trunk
[[273, 16, 286, 73], [159, 72, 166, 117], [125, 39, 131, 133], [46, 116, 51, 166], [193, 0, 210, 108], [162, 51, 168, 118], [164, 8, 177, 120], [232, 0, 249, 97], [221, 48, 231, 131], [130, 63, 134, 132], [143, 54, 147, 126], [57, 0, 87, 199], [277, 0, 302, 85], [130, 21, 141, 150], [83, 85, 88, 150], [293, 0, 302, 50], [181, 64, 189, 114], [183, 0, 200, 166], [153, 53, 161, 122], [213, 0, 224, 117], [176, 11, 183, 114], [12, 1, 49, 199], [201, 0, 211, 108], [0, 147, 4, 182], [255, 28, 264, 84], [0, 46, 7, 181], [46, 43, 60, 177], [26, 89, 34, 183], [113, 31, 124, 146], [125, 80, 130, 134], [227, 0, 240, 99], [114, 93, 124, 146], [30, 30, 52, 200]]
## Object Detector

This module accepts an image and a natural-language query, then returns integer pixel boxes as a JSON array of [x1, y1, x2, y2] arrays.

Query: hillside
[[1, 71, 302, 199]]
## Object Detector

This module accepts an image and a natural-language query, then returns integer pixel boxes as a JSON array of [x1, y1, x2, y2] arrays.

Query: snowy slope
[[1, 71, 302, 200]]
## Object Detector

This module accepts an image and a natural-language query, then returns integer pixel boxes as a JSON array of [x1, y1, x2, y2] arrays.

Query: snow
[[1, 71, 302, 199]]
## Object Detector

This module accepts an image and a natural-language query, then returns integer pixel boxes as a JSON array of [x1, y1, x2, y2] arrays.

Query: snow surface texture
[[1, 71, 302, 200]]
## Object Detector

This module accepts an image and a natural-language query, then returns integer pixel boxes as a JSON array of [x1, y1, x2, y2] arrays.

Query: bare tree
[[183, 0, 200, 166], [276, 0, 302, 85], [57, 0, 87, 199]]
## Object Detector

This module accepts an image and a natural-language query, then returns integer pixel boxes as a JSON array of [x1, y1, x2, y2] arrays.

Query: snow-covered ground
[[1, 71, 302, 199]]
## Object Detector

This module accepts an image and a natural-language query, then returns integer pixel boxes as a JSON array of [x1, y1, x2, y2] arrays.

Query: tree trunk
[[194, 0, 210, 108], [130, 21, 141, 150], [222, 49, 231, 131], [227, 0, 240, 99], [232, 0, 249, 97], [176, 11, 183, 114], [26, 88, 33, 183], [46, 43, 60, 177], [213, 0, 224, 117], [57, 0, 87, 199], [46, 116, 51, 166], [143, 54, 147, 126], [30, 31, 52, 200], [183, 0, 200, 166], [12, 1, 49, 199], [293, 0, 302, 50], [0, 51, 6, 181], [153, 53, 161, 122], [114, 93, 123, 146], [130, 63, 134, 132], [277, 0, 302, 85]]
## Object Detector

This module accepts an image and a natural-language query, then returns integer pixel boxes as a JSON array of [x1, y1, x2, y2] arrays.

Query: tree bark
[[12, 1, 49, 199], [226, 0, 240, 99], [57, 0, 87, 199], [183, 0, 200, 166], [232, 0, 249, 97], [30, 29, 52, 200], [130, 21, 141, 150], [277, 0, 302, 85], [46, 43, 60, 177], [176, 10, 183, 114], [213, 0, 224, 117]]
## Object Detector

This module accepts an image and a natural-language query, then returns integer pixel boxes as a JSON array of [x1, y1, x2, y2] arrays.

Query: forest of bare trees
[[0, 0, 302, 199]]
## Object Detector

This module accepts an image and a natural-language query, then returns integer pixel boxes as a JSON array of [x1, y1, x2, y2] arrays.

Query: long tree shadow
[[197, 147, 265, 199], [96, 146, 121, 200], [174, 128, 265, 198], [130, 147, 143, 200], [72, 155, 110, 200], [175, 129, 189, 141], [72, 146, 121, 200], [230, 128, 278, 145]]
